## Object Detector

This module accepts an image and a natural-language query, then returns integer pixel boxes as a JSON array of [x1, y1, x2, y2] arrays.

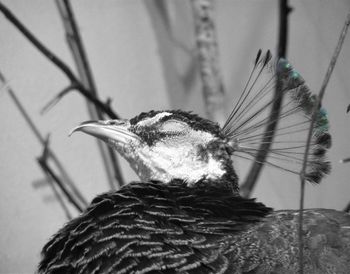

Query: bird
[[38, 52, 350, 273]]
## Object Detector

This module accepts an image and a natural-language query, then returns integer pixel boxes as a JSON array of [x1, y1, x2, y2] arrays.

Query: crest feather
[[222, 51, 331, 183]]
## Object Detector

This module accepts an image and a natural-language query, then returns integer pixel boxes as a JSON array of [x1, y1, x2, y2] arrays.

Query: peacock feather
[[222, 50, 331, 183]]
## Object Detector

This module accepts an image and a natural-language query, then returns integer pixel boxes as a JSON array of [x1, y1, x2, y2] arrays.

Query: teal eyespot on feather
[[315, 108, 329, 134], [319, 107, 328, 116], [285, 62, 291, 69], [276, 58, 291, 72], [277, 59, 305, 90], [279, 59, 332, 183], [291, 70, 300, 79]]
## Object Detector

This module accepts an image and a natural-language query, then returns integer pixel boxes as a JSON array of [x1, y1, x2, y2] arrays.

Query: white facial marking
[[158, 120, 188, 133], [131, 129, 225, 185], [137, 112, 172, 127]]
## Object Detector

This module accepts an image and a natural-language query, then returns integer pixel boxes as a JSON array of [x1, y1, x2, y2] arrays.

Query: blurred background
[[0, 0, 349, 272]]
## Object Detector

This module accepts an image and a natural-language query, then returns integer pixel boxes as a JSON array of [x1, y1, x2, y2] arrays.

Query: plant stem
[[241, 0, 291, 197], [298, 12, 350, 274], [40, 168, 72, 220], [344, 201, 350, 213], [38, 157, 83, 212], [191, 0, 226, 125], [0, 1, 119, 119], [56, 0, 124, 188], [0, 70, 88, 208]]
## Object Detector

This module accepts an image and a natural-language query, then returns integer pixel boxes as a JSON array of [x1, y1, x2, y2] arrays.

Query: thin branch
[[340, 157, 350, 163], [57, 0, 96, 90], [45, 85, 119, 119], [44, 173, 73, 220], [191, 0, 226, 125], [298, 12, 350, 274], [241, 0, 291, 197], [0, 2, 76, 82], [37, 157, 83, 212], [277, 0, 291, 58], [0, 1, 119, 119], [0, 70, 88, 207], [38, 135, 72, 220], [316, 14, 350, 103], [41, 84, 78, 114], [38, 135, 83, 213], [345, 201, 350, 213], [55, 0, 124, 188]]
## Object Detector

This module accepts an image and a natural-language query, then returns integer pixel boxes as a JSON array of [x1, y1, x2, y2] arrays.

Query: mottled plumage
[[39, 180, 350, 273], [39, 180, 270, 273]]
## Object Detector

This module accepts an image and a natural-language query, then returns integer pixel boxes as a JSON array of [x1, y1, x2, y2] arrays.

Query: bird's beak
[[69, 119, 139, 144]]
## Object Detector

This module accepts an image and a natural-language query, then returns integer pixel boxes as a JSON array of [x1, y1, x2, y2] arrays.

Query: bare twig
[[38, 135, 72, 220], [44, 173, 73, 220], [41, 84, 78, 115], [38, 135, 83, 213], [191, 0, 226, 125], [42, 134, 51, 161], [38, 157, 83, 212], [43, 85, 119, 119], [345, 201, 350, 212], [298, 12, 350, 274], [340, 157, 350, 163], [56, 0, 124, 188], [0, 2, 75, 80], [277, 0, 291, 58], [241, 0, 291, 197], [0, 1, 119, 119], [0, 70, 88, 208]]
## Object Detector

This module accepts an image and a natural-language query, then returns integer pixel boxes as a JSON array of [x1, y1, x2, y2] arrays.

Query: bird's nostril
[[106, 120, 127, 126]]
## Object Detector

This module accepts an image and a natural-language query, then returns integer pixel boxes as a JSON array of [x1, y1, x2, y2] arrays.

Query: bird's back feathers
[[39, 180, 269, 274], [39, 181, 350, 274]]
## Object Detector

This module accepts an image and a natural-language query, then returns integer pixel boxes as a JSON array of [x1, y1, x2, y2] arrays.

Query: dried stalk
[[191, 0, 226, 125], [44, 173, 72, 220], [41, 84, 78, 115], [38, 135, 82, 214], [38, 135, 72, 220], [38, 157, 83, 212], [298, 12, 350, 274], [0, 2, 118, 119], [241, 0, 291, 197], [345, 202, 350, 213], [340, 157, 350, 163], [55, 0, 124, 189], [0, 70, 88, 208]]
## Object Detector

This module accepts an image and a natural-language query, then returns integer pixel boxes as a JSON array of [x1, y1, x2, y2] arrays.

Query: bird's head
[[71, 110, 238, 192]]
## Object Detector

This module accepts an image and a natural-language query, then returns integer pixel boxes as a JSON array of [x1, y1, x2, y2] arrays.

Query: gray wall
[[0, 0, 349, 272]]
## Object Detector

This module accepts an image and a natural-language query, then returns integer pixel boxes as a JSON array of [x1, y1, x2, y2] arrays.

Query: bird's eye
[[158, 120, 187, 133]]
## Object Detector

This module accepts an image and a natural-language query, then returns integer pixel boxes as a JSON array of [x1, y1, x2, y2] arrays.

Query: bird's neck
[[110, 180, 272, 223], [131, 157, 239, 194], [182, 166, 239, 194], [122, 139, 240, 193]]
